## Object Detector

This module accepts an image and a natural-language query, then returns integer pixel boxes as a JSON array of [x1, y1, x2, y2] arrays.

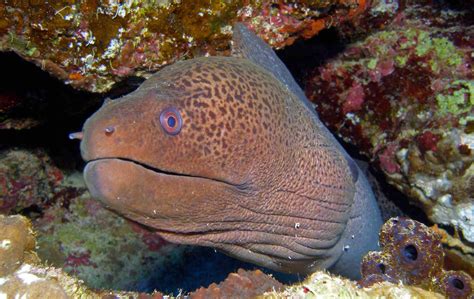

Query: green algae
[[410, 29, 463, 72], [396, 29, 464, 73], [367, 58, 378, 70], [35, 197, 181, 290], [395, 55, 408, 67], [6, 33, 38, 57], [436, 80, 474, 124], [432, 38, 463, 67]]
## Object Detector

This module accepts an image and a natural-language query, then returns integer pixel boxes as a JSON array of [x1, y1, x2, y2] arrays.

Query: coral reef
[[0, 148, 64, 214], [190, 269, 283, 299], [0, 1, 370, 93], [433, 225, 474, 277], [0, 147, 184, 291], [34, 191, 186, 291], [0, 214, 163, 298], [0, 215, 37, 276], [2, 214, 460, 299], [359, 217, 473, 299], [305, 2, 474, 242], [261, 271, 444, 298]]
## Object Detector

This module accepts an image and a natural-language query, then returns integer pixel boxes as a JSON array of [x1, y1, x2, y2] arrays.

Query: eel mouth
[[88, 157, 199, 179], [82, 157, 251, 236], [84, 157, 246, 191]]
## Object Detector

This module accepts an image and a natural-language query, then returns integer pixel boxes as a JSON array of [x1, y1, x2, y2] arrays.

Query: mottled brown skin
[[81, 57, 356, 273]]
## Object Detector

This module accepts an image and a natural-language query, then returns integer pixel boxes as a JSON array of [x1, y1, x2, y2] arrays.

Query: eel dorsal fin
[[231, 23, 347, 151], [231, 23, 308, 105]]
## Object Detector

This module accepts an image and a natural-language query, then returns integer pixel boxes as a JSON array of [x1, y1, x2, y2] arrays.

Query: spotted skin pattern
[[80, 26, 382, 278]]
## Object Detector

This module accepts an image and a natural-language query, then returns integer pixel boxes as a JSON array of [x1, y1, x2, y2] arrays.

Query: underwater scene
[[0, 0, 472, 298]]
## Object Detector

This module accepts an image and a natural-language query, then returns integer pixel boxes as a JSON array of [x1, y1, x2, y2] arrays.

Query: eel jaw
[[82, 157, 242, 234]]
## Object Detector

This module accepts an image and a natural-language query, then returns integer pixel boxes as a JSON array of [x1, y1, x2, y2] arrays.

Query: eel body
[[78, 24, 382, 279]]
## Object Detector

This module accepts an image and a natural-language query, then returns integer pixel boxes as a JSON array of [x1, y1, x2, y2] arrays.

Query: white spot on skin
[[343, 245, 350, 251], [294, 223, 300, 229], [0, 240, 11, 249]]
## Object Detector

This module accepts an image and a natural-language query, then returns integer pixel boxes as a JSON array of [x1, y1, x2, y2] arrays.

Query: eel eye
[[159, 107, 182, 135]]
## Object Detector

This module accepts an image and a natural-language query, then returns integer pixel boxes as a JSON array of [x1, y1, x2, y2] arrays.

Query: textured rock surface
[[0, 149, 64, 214], [433, 225, 474, 278], [0, 215, 38, 277], [190, 269, 284, 299], [359, 217, 473, 299], [305, 2, 474, 242], [0, 1, 370, 93], [261, 271, 445, 299]]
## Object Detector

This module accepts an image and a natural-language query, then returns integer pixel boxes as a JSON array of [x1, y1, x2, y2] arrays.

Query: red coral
[[378, 143, 400, 174], [129, 222, 168, 251], [417, 131, 440, 153], [65, 250, 97, 273], [141, 232, 167, 251], [342, 82, 365, 114]]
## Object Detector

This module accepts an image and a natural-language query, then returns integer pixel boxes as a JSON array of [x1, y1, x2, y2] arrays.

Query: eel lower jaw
[[82, 158, 252, 237], [83, 157, 249, 208]]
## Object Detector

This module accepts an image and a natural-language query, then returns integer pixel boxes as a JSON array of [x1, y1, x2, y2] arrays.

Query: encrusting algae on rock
[[0, 1, 370, 92], [0, 214, 168, 298], [261, 271, 445, 299], [305, 1, 474, 244], [0, 214, 92, 298]]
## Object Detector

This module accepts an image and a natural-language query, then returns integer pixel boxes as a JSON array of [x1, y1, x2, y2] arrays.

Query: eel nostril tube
[[69, 132, 84, 140]]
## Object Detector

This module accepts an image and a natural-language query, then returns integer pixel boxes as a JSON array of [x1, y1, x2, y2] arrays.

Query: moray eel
[[76, 24, 382, 279]]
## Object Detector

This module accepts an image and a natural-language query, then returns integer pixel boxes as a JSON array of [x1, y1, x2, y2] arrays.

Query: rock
[[261, 271, 445, 299], [0, 1, 371, 93], [0, 148, 64, 214], [0, 215, 37, 277], [190, 269, 283, 299], [305, 1, 474, 242]]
